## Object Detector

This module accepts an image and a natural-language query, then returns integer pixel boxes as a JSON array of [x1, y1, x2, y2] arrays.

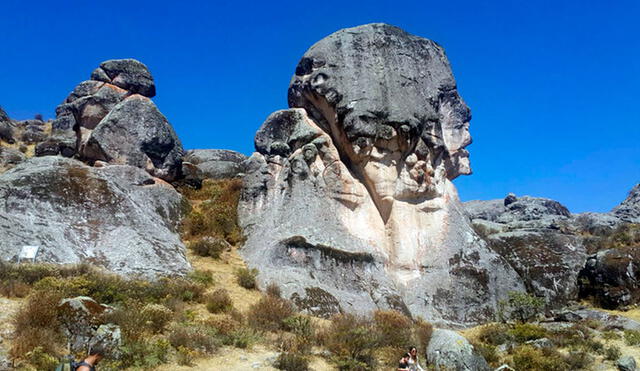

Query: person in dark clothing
[[398, 352, 411, 371]]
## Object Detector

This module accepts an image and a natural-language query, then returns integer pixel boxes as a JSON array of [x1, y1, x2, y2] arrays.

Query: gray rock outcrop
[[614, 184, 640, 223], [36, 59, 183, 181], [182, 149, 247, 183], [0, 107, 15, 144], [0, 156, 190, 276], [580, 247, 640, 308], [464, 194, 586, 306], [426, 329, 491, 371], [239, 24, 524, 327], [618, 355, 637, 371]]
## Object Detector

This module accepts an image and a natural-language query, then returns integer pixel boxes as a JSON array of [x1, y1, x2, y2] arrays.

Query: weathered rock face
[[240, 24, 524, 327], [36, 59, 183, 181], [182, 149, 247, 183], [426, 329, 491, 371], [465, 194, 587, 306], [614, 184, 640, 223], [0, 156, 190, 276], [0, 107, 15, 144], [0, 147, 26, 171], [579, 247, 640, 308]]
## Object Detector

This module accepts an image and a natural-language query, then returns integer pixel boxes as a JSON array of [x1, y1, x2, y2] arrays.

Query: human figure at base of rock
[[407, 346, 424, 371], [76, 343, 105, 371], [398, 352, 411, 371]]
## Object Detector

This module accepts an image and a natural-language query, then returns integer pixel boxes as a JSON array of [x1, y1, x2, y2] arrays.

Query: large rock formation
[[0, 156, 190, 276], [614, 184, 640, 223], [465, 194, 587, 306], [36, 59, 183, 181], [239, 24, 524, 327]]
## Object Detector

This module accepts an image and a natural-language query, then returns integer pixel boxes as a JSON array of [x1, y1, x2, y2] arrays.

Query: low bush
[[565, 351, 593, 370], [204, 314, 241, 336], [604, 345, 622, 361], [508, 323, 547, 343], [275, 352, 310, 371], [602, 330, 622, 341], [235, 267, 258, 290], [511, 345, 569, 371], [373, 310, 412, 349], [176, 346, 196, 366], [108, 337, 171, 369], [140, 303, 174, 333], [179, 178, 244, 245], [471, 341, 500, 367], [104, 301, 174, 340], [187, 269, 215, 286], [223, 327, 260, 349], [478, 323, 511, 345], [549, 324, 591, 348], [205, 288, 233, 314], [498, 291, 545, 323], [10, 291, 64, 359], [248, 295, 295, 331], [0, 279, 31, 298], [167, 323, 220, 354], [25, 346, 58, 370], [624, 329, 640, 346], [188, 238, 227, 259], [324, 313, 379, 370]]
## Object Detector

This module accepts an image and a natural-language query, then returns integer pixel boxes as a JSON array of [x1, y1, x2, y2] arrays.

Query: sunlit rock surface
[[239, 24, 524, 327]]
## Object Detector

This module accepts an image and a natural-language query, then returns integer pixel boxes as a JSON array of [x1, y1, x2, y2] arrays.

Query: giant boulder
[[0, 156, 190, 276], [239, 24, 524, 327], [36, 59, 183, 181]]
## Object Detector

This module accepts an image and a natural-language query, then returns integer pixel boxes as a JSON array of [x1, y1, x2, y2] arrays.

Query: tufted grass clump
[[373, 310, 413, 349], [322, 313, 379, 370], [235, 267, 258, 289], [10, 291, 64, 360], [511, 345, 569, 371], [167, 322, 221, 354]]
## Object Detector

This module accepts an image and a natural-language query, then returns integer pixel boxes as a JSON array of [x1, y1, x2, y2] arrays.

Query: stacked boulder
[[36, 59, 183, 181], [181, 149, 247, 186]]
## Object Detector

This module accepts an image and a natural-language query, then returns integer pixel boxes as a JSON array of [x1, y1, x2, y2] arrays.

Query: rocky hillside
[[1, 22, 639, 371]]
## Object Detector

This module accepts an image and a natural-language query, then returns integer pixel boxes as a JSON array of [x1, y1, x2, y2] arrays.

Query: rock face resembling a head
[[239, 24, 524, 328]]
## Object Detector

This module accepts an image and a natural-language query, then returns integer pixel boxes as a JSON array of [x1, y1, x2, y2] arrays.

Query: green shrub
[[275, 352, 310, 371], [511, 345, 568, 371], [604, 345, 622, 361], [602, 330, 622, 341], [176, 346, 196, 366], [498, 291, 545, 323], [565, 351, 593, 370], [108, 338, 171, 369], [549, 323, 592, 348], [187, 269, 215, 286], [248, 295, 295, 331], [0, 279, 31, 298], [471, 341, 500, 367], [179, 178, 244, 244], [224, 327, 260, 349], [624, 329, 640, 346], [205, 288, 233, 314], [235, 268, 258, 290], [508, 323, 547, 343], [188, 238, 227, 259], [283, 315, 315, 339], [25, 346, 58, 370]]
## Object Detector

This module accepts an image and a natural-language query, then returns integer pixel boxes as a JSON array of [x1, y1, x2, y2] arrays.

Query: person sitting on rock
[[407, 346, 424, 371], [398, 352, 411, 371]]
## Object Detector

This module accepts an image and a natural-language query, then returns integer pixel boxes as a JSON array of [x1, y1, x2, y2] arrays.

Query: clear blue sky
[[1, 0, 638, 213]]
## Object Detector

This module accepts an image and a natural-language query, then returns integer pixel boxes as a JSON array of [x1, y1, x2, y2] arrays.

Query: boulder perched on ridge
[[36, 59, 182, 181], [182, 149, 247, 182]]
